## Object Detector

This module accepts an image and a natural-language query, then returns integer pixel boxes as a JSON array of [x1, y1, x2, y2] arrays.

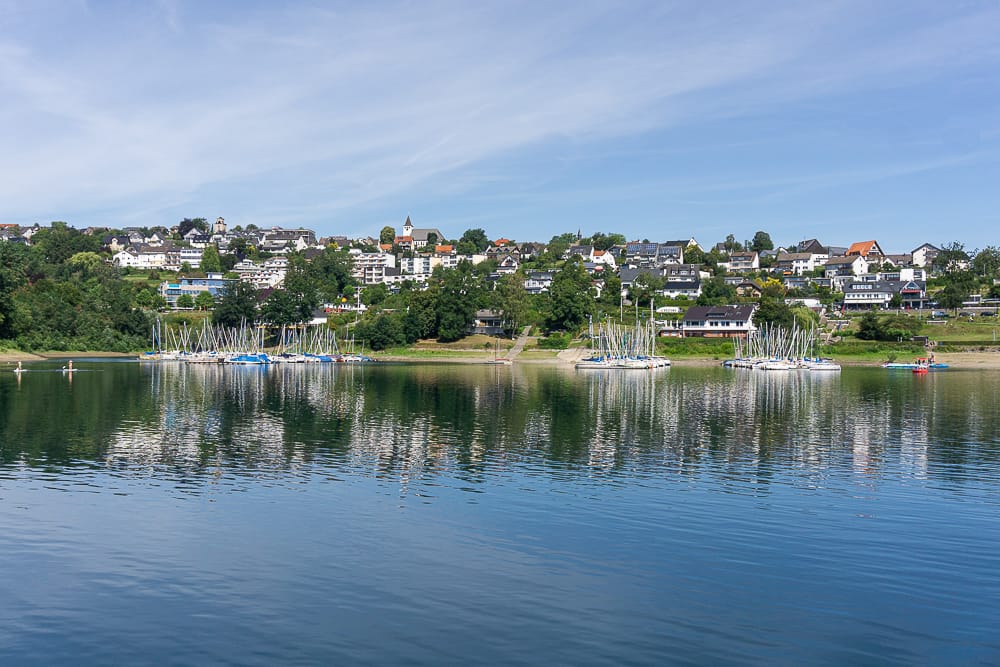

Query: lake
[[2, 360, 999, 665]]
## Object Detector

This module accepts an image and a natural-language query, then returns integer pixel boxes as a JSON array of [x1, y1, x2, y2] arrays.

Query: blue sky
[[2, 1, 999, 251]]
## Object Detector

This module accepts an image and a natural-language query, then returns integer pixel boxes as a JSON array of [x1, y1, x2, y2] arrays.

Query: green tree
[[544, 232, 578, 262], [546, 258, 593, 332], [697, 276, 736, 305], [200, 245, 222, 273], [177, 217, 208, 238], [933, 241, 969, 274], [493, 271, 528, 335], [306, 246, 355, 301], [436, 262, 481, 341], [760, 278, 786, 299], [361, 283, 389, 306], [630, 271, 663, 305], [404, 288, 439, 341], [590, 232, 626, 252], [856, 311, 880, 340], [857, 312, 921, 341], [750, 231, 774, 253], [281, 257, 320, 321], [754, 297, 794, 328], [227, 237, 249, 259], [212, 281, 259, 327], [67, 251, 105, 274], [600, 273, 623, 310], [380, 226, 396, 245], [260, 289, 301, 325], [30, 222, 102, 266], [458, 228, 490, 254], [134, 288, 157, 309], [358, 313, 405, 351], [972, 246, 1000, 278], [425, 232, 439, 249], [684, 245, 706, 266], [937, 282, 969, 312], [195, 290, 216, 311], [176, 294, 195, 309], [0, 242, 29, 338]]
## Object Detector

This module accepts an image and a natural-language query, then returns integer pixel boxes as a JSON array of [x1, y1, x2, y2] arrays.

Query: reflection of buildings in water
[[119, 363, 323, 474], [118, 363, 988, 487], [607, 369, 860, 476], [582, 371, 662, 470]]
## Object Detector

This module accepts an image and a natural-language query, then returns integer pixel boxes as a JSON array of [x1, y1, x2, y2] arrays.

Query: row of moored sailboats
[[722, 323, 840, 371], [576, 317, 671, 370], [139, 320, 374, 365]]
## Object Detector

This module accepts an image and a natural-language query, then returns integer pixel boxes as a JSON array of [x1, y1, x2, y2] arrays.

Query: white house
[[592, 249, 617, 270], [724, 251, 760, 273], [681, 305, 756, 338], [775, 251, 827, 276], [911, 243, 940, 268], [350, 251, 397, 285], [524, 271, 554, 294]]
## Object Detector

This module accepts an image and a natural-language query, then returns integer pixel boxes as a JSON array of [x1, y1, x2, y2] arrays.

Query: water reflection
[[2, 362, 1000, 491]]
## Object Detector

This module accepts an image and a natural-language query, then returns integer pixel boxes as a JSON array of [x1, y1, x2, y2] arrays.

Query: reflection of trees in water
[[2, 363, 999, 487]]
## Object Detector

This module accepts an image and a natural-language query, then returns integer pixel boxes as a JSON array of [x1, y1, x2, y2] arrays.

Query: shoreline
[[4, 350, 999, 368], [371, 350, 1000, 368], [0, 351, 136, 363]]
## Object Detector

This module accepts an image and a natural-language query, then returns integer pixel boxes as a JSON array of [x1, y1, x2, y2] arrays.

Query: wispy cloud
[[1, 0, 999, 243]]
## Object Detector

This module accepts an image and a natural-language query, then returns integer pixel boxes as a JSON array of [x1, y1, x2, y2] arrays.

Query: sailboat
[[485, 334, 512, 365]]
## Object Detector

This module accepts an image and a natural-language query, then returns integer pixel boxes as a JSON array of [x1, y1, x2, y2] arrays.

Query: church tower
[[402, 215, 414, 237], [214, 217, 227, 235]]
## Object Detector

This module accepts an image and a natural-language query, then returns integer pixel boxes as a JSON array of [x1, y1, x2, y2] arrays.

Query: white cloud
[[1, 0, 999, 237]]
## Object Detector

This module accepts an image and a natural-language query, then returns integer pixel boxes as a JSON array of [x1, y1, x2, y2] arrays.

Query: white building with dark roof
[[682, 305, 757, 338]]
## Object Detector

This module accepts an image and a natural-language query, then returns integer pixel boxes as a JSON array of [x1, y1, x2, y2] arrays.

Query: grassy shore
[[5, 317, 999, 368]]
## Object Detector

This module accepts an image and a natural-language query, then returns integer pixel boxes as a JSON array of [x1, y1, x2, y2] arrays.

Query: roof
[[683, 305, 756, 322], [776, 252, 813, 262], [847, 240, 879, 257], [795, 239, 827, 254], [662, 280, 700, 290], [625, 242, 659, 255], [663, 263, 701, 276], [825, 256, 862, 266], [619, 266, 658, 284]]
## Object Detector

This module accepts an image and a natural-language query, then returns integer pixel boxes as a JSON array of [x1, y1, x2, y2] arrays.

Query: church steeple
[[403, 215, 414, 236]]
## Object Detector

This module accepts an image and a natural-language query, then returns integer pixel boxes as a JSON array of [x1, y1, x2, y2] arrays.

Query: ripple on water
[[2, 363, 1000, 664]]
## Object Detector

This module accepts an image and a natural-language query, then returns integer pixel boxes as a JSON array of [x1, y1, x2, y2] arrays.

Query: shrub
[[537, 333, 570, 349]]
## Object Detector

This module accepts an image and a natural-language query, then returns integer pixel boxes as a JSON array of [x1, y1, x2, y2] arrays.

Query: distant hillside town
[[1, 216, 991, 310], [1, 214, 998, 352]]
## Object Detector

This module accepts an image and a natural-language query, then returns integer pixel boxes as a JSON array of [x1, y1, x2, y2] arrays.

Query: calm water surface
[[1, 360, 999, 665]]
